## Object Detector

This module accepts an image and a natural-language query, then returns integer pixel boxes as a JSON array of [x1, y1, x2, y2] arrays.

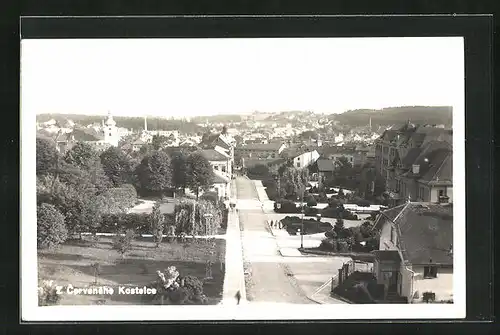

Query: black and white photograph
[[21, 36, 465, 321]]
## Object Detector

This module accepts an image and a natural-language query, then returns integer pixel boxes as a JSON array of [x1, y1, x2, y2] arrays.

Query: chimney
[[412, 164, 420, 174]]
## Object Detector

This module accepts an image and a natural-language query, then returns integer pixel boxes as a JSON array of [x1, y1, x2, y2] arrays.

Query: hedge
[[99, 212, 175, 234], [280, 216, 332, 235], [321, 207, 358, 220], [274, 199, 301, 213]]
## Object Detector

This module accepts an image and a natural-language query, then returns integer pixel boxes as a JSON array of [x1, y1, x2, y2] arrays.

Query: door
[[388, 271, 399, 292]]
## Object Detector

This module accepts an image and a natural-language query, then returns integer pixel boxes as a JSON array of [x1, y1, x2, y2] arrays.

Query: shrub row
[[99, 212, 175, 234], [280, 216, 332, 235]]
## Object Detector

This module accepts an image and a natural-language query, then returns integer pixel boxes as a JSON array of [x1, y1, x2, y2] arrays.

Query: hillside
[[332, 106, 453, 128]]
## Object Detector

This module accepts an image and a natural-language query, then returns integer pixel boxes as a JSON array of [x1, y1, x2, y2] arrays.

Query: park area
[[38, 235, 226, 305]]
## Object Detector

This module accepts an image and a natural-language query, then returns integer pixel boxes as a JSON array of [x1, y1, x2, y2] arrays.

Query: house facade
[[200, 147, 233, 199], [235, 142, 286, 159], [292, 150, 320, 169], [316, 159, 335, 189], [374, 123, 453, 206], [372, 202, 453, 303]]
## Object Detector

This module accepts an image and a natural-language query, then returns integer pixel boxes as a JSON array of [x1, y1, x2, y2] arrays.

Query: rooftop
[[376, 202, 453, 266], [200, 149, 230, 162]]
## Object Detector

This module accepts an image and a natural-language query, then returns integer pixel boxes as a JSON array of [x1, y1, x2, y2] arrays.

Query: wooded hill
[[332, 106, 453, 128], [36, 114, 207, 134]]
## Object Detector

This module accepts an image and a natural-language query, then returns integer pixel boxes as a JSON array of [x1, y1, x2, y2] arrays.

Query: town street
[[235, 176, 314, 304]]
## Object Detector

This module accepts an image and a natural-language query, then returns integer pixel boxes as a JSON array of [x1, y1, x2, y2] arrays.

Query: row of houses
[[363, 121, 454, 303], [375, 122, 453, 206]]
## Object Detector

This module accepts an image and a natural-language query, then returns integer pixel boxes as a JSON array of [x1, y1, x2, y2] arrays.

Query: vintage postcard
[[21, 36, 465, 321]]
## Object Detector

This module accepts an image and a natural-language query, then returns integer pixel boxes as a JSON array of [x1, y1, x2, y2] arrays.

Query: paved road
[[235, 177, 313, 304]]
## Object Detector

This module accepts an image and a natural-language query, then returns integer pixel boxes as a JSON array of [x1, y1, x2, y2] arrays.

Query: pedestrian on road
[[235, 290, 241, 305]]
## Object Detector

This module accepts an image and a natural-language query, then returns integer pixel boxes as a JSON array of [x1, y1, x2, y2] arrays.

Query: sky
[[21, 37, 464, 117]]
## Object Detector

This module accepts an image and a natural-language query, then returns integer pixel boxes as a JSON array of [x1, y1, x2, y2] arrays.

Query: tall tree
[[64, 142, 100, 171], [37, 203, 68, 249], [152, 135, 168, 150], [185, 151, 213, 200], [149, 203, 165, 247], [64, 142, 111, 191], [36, 137, 59, 176], [135, 150, 172, 196], [100, 146, 134, 187], [171, 150, 188, 192]]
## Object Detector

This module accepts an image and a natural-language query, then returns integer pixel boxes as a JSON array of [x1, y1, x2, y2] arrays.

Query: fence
[[331, 259, 373, 292]]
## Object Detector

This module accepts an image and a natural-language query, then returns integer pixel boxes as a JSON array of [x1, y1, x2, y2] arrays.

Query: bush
[[306, 199, 318, 207], [317, 192, 328, 203], [265, 186, 279, 201], [274, 199, 300, 213], [324, 228, 337, 239], [281, 216, 331, 235], [356, 199, 371, 207], [303, 206, 318, 216], [200, 191, 219, 206], [334, 218, 345, 233], [319, 238, 338, 252], [113, 228, 135, 257], [38, 280, 61, 306], [247, 164, 270, 178], [37, 203, 68, 249], [101, 212, 151, 234], [337, 240, 349, 252]]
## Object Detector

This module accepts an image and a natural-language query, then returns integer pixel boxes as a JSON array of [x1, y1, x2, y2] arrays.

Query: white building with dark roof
[[372, 202, 453, 303]]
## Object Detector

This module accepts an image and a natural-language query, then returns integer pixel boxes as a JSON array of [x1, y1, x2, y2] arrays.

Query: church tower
[[104, 111, 119, 147], [144, 116, 148, 132]]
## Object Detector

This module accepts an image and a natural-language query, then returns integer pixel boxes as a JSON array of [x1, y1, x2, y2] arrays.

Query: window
[[109, 127, 111, 131], [222, 166, 226, 172], [439, 189, 444, 197], [423, 266, 438, 278], [296, 163, 301, 168], [390, 226, 395, 243], [214, 166, 219, 170], [108, 133, 111, 137]]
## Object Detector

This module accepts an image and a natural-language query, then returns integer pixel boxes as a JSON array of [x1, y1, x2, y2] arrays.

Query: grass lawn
[[38, 236, 226, 306]]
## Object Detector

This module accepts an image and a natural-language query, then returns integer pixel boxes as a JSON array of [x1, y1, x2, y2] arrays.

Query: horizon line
[[35, 105, 453, 119]]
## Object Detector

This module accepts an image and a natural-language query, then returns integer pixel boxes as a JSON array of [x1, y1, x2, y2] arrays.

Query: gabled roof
[[373, 203, 408, 230], [200, 149, 230, 162], [419, 151, 452, 185], [401, 148, 422, 168], [316, 159, 335, 172], [376, 202, 453, 266], [404, 141, 452, 184], [66, 128, 104, 142]]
